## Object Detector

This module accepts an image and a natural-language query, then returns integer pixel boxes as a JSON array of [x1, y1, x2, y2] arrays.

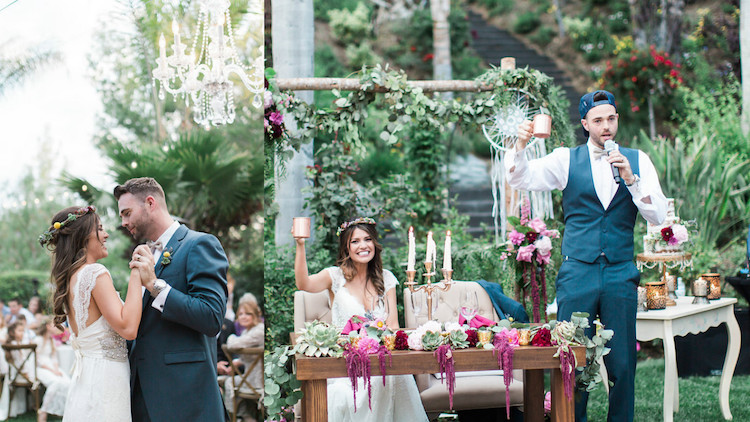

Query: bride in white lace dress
[[40, 206, 144, 422], [294, 217, 428, 422]]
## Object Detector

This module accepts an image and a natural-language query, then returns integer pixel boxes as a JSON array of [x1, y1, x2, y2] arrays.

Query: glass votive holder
[[702, 273, 721, 300], [646, 281, 667, 310], [637, 286, 648, 312], [692, 277, 710, 305], [518, 329, 530, 346], [666, 274, 678, 300], [477, 330, 493, 345], [382, 334, 396, 351]]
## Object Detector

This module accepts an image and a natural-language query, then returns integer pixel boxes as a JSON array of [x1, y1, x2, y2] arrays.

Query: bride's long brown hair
[[42, 207, 99, 330], [336, 223, 385, 296]]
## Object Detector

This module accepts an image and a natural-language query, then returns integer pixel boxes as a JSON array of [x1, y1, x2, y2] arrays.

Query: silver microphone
[[604, 140, 621, 184]]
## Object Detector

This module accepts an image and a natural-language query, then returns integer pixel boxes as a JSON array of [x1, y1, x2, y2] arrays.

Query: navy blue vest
[[561, 145, 640, 263]]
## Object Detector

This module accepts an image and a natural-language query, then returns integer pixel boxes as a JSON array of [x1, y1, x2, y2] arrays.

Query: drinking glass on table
[[369, 294, 389, 322], [429, 290, 439, 321], [411, 291, 423, 321], [460, 290, 478, 322]]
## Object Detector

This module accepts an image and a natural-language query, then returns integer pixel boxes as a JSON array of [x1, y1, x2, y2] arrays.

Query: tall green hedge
[[0, 270, 51, 307]]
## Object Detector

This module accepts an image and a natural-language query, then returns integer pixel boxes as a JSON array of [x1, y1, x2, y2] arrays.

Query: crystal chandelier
[[152, 0, 263, 128]]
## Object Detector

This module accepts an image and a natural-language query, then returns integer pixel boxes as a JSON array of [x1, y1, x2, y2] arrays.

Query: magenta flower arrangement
[[660, 224, 689, 245], [333, 313, 611, 412], [506, 198, 560, 323]]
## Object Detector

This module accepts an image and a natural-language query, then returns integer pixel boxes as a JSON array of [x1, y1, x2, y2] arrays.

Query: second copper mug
[[533, 114, 552, 139], [292, 217, 311, 238]]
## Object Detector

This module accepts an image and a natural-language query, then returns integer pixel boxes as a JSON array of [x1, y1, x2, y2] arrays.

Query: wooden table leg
[[301, 379, 327, 422], [524, 369, 545, 422], [550, 368, 574, 422]]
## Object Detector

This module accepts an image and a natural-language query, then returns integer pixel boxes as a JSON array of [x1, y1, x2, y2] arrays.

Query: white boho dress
[[63, 263, 131, 421], [326, 267, 428, 422]]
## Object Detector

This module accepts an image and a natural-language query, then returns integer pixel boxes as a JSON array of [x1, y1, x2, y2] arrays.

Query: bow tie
[[147, 241, 163, 254], [592, 147, 608, 160]]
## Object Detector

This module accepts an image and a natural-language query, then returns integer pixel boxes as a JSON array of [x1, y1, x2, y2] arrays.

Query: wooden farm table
[[295, 345, 586, 422], [636, 297, 740, 422]]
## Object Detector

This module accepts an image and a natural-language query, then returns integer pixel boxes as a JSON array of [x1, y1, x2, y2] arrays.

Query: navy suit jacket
[[129, 224, 228, 421]]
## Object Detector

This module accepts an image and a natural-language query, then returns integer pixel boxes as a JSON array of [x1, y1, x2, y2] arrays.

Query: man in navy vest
[[505, 90, 667, 421]]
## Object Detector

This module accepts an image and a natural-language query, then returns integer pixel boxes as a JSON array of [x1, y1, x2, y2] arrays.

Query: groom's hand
[[131, 245, 157, 293]]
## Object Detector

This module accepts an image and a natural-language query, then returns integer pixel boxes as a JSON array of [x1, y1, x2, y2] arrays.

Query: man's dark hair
[[8, 297, 22, 305], [114, 177, 166, 202], [593, 91, 610, 103]]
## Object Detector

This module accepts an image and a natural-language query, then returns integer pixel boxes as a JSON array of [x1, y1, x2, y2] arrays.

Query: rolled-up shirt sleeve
[[504, 146, 570, 192], [628, 151, 667, 225]]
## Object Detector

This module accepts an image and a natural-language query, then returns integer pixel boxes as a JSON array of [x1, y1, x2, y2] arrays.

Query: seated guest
[[233, 289, 258, 336], [6, 298, 36, 326], [13, 315, 35, 343], [34, 317, 71, 422], [27, 296, 44, 330], [0, 299, 10, 321], [223, 293, 264, 422], [2, 321, 33, 419]]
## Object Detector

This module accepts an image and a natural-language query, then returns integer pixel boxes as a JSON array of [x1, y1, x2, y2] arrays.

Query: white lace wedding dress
[[326, 267, 428, 422], [63, 263, 131, 421]]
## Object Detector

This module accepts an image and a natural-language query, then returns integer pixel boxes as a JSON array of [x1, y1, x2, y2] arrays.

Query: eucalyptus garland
[[270, 64, 575, 156]]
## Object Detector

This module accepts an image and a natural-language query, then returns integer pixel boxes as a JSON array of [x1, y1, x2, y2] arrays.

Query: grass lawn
[[434, 357, 750, 421], [586, 358, 750, 421], [8, 359, 750, 421]]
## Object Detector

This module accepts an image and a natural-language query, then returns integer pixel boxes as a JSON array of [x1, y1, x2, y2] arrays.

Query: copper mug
[[292, 217, 311, 238], [533, 114, 552, 139]]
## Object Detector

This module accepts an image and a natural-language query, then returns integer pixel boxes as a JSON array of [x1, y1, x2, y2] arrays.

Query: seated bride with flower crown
[[292, 217, 429, 422]]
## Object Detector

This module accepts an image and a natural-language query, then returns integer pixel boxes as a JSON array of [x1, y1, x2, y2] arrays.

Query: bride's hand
[[131, 245, 156, 287]]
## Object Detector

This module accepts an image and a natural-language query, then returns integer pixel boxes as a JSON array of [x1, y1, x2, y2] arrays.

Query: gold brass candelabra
[[405, 261, 453, 321]]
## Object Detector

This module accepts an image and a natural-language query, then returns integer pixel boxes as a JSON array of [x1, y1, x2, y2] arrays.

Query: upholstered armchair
[[403, 281, 525, 420]]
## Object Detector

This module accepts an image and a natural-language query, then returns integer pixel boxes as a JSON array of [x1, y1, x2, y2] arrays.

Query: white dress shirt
[[149, 220, 181, 312], [504, 140, 667, 225]]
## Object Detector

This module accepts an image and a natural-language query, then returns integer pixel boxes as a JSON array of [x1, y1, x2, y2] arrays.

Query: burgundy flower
[[394, 330, 409, 350], [661, 226, 674, 243], [531, 328, 552, 347], [525, 231, 538, 243], [466, 329, 478, 347]]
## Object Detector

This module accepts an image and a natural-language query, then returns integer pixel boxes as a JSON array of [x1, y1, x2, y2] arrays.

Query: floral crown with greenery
[[39, 205, 96, 247], [336, 217, 376, 236]]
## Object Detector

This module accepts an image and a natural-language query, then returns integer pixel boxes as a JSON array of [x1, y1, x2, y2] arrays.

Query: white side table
[[636, 297, 740, 421]]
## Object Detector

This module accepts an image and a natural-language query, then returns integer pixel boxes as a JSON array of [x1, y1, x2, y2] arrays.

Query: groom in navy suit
[[116, 177, 228, 421]]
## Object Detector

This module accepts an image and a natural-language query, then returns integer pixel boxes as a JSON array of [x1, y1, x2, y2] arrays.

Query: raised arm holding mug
[[505, 90, 667, 421]]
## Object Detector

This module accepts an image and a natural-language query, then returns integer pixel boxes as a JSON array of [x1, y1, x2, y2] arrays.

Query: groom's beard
[[117, 225, 149, 244]]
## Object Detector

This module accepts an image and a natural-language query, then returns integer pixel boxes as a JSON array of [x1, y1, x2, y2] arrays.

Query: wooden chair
[[222, 344, 264, 422], [2, 343, 40, 417]]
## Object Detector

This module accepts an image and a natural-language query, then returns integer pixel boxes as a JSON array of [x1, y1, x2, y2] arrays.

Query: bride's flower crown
[[39, 205, 97, 247], [336, 217, 376, 236]]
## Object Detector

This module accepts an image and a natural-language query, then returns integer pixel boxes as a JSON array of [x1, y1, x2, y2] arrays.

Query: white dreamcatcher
[[482, 90, 555, 245]]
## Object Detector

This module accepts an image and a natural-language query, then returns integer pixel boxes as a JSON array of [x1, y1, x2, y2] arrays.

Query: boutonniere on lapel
[[161, 248, 174, 266]]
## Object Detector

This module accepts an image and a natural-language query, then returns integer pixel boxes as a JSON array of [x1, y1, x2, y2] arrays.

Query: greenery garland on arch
[[270, 64, 576, 157]]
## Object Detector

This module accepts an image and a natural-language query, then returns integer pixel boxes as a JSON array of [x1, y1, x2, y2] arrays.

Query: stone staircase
[[450, 11, 584, 238], [467, 10, 583, 132], [450, 186, 497, 238]]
